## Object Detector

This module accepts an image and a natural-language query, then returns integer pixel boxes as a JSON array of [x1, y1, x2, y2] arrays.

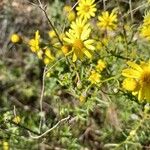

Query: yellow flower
[[13, 116, 21, 124], [63, 24, 95, 62], [97, 10, 117, 31], [88, 70, 101, 84], [122, 61, 150, 102], [63, 5, 75, 22], [96, 59, 106, 72], [28, 30, 40, 52], [10, 33, 22, 43], [76, 0, 97, 21]]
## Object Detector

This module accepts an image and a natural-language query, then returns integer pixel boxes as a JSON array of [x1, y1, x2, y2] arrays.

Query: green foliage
[[0, 0, 150, 149]]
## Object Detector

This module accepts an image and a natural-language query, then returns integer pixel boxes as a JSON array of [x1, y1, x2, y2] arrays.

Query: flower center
[[83, 5, 90, 12], [140, 70, 150, 84], [73, 39, 84, 50]]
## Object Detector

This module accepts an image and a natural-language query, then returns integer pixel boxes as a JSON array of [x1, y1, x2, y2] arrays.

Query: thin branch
[[129, 0, 133, 22], [35, 0, 63, 45], [103, 0, 106, 10], [28, 115, 71, 139], [62, 0, 79, 33], [40, 66, 47, 113], [39, 65, 47, 132]]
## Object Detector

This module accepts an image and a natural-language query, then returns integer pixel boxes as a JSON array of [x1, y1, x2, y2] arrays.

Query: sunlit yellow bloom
[[28, 30, 40, 52], [63, 25, 95, 62], [96, 59, 107, 72], [88, 70, 101, 84], [63, 5, 75, 22], [122, 61, 150, 102], [98, 10, 117, 31], [76, 0, 97, 21], [11, 33, 22, 43]]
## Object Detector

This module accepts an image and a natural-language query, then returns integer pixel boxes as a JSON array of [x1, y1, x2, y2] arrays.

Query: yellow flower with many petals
[[88, 70, 101, 84], [98, 10, 117, 31], [76, 0, 97, 21], [63, 23, 95, 62], [122, 61, 150, 103], [28, 30, 40, 52]]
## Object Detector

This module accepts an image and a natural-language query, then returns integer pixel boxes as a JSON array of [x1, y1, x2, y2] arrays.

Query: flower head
[[97, 10, 117, 31], [76, 0, 97, 21], [122, 61, 150, 102], [63, 21, 95, 62], [11, 33, 22, 43], [88, 70, 101, 84]]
